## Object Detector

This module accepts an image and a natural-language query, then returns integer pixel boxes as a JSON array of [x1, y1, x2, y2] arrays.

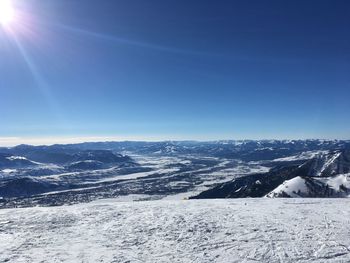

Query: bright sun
[[0, 0, 15, 27]]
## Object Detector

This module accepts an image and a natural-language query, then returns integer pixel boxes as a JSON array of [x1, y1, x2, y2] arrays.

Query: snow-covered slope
[[0, 199, 350, 263], [267, 174, 350, 198], [302, 150, 350, 177], [321, 173, 350, 193], [194, 150, 350, 199], [266, 176, 310, 197], [271, 150, 329, 162], [265, 151, 350, 198]]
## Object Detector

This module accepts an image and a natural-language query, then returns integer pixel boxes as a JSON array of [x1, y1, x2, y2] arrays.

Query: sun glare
[[0, 0, 15, 27]]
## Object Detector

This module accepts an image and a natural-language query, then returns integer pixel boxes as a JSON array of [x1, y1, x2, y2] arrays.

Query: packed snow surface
[[1, 199, 350, 263]]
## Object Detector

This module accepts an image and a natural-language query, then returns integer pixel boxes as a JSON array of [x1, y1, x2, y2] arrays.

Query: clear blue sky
[[1, 0, 350, 142]]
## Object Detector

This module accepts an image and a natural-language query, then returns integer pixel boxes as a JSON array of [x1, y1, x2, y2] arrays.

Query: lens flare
[[0, 0, 15, 27]]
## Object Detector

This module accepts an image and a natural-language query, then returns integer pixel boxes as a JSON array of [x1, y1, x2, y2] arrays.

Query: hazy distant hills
[[0, 153, 39, 169], [2, 139, 349, 159], [0, 145, 134, 165]]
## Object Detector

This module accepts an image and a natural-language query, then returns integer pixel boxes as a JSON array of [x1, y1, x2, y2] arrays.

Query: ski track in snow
[[1, 198, 350, 263]]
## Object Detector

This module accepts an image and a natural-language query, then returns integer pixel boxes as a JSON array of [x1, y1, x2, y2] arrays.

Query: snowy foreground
[[1, 199, 350, 263]]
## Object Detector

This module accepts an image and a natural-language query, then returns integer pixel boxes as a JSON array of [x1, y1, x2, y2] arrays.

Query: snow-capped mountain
[[266, 174, 350, 198], [192, 150, 350, 199], [265, 150, 350, 198], [301, 150, 350, 177]]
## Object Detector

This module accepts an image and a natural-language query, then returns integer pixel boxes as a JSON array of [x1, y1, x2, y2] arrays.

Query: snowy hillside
[[266, 174, 350, 198], [193, 150, 350, 199], [0, 198, 350, 262], [302, 150, 350, 177], [265, 151, 350, 198]]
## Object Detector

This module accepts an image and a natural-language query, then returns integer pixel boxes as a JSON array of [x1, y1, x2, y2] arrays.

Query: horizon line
[[0, 136, 349, 147]]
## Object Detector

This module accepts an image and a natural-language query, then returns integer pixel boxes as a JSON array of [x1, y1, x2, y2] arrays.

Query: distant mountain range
[[0, 139, 350, 208], [1, 139, 349, 159]]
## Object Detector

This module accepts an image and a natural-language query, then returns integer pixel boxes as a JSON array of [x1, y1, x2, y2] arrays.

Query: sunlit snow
[[1, 198, 350, 262]]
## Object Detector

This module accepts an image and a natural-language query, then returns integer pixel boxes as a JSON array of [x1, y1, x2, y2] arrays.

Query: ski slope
[[1, 198, 350, 262]]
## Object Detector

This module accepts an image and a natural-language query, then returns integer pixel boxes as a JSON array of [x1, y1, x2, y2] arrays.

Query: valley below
[[0, 140, 350, 208]]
